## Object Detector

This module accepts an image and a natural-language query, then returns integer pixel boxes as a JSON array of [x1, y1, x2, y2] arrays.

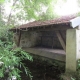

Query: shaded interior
[[19, 30, 66, 49]]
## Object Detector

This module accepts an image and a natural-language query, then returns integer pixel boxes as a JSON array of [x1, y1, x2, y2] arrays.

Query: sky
[[4, 0, 80, 16], [4, 0, 13, 15], [5, 0, 80, 16], [55, 0, 80, 16]]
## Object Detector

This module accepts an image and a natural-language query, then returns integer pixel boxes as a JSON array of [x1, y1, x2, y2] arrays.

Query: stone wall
[[20, 31, 41, 48], [13, 33, 19, 46], [40, 31, 66, 49], [13, 30, 66, 49]]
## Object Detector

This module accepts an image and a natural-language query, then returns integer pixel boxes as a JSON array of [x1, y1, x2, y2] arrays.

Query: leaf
[[0, 0, 4, 3], [0, 69, 4, 77]]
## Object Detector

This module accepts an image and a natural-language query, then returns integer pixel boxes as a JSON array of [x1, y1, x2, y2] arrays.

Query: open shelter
[[11, 15, 80, 72]]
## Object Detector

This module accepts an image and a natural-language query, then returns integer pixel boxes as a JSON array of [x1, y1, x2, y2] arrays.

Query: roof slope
[[16, 15, 76, 29]]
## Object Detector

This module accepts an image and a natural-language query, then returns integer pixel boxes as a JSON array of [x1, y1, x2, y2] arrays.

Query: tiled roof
[[15, 14, 76, 29]]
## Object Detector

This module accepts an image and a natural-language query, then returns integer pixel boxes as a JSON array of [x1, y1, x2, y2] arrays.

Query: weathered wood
[[17, 30, 21, 47], [23, 47, 66, 62], [41, 36, 42, 47], [28, 25, 72, 31], [52, 37, 54, 49], [55, 30, 66, 51], [60, 31, 66, 44]]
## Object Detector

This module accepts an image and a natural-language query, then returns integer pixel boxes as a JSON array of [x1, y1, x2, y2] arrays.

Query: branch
[[7, 0, 18, 25]]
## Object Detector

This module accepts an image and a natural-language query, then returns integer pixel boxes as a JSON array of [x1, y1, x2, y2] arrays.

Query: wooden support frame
[[17, 30, 21, 47], [28, 25, 72, 31], [55, 30, 66, 51]]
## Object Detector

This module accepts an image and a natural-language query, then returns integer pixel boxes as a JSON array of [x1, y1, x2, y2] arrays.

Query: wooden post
[[17, 30, 21, 47], [66, 29, 80, 72]]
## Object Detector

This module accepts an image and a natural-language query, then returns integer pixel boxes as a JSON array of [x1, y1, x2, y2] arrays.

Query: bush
[[0, 32, 33, 80], [70, 59, 80, 80]]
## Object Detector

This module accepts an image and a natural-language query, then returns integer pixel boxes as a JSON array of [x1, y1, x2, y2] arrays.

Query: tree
[[2, 0, 58, 26], [21, 0, 57, 20], [0, 0, 67, 26], [0, 0, 33, 80]]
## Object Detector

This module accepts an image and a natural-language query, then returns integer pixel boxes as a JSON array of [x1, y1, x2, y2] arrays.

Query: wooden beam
[[28, 25, 72, 31], [17, 30, 21, 47], [55, 30, 66, 51]]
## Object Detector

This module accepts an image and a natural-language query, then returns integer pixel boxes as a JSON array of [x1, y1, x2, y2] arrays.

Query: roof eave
[[70, 17, 80, 28]]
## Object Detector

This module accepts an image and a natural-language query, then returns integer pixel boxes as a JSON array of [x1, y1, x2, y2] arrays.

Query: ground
[[20, 55, 65, 80]]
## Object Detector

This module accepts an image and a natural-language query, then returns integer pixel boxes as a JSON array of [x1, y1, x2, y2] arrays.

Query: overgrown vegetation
[[0, 31, 33, 80], [70, 59, 80, 80], [0, 0, 34, 80], [61, 59, 80, 80], [0, 0, 80, 80], [27, 54, 65, 80], [0, 0, 67, 27]]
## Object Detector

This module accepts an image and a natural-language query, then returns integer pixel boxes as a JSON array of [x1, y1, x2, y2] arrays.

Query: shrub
[[0, 32, 33, 80]]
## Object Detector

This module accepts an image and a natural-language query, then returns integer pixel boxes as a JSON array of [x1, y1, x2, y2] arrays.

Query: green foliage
[[0, 0, 68, 26], [60, 59, 80, 80], [0, 1, 33, 79], [69, 59, 80, 80], [21, 0, 58, 20], [1, 0, 60, 26], [0, 32, 33, 80], [0, 0, 4, 4]]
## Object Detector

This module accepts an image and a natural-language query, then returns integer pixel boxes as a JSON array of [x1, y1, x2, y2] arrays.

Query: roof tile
[[15, 14, 76, 29]]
